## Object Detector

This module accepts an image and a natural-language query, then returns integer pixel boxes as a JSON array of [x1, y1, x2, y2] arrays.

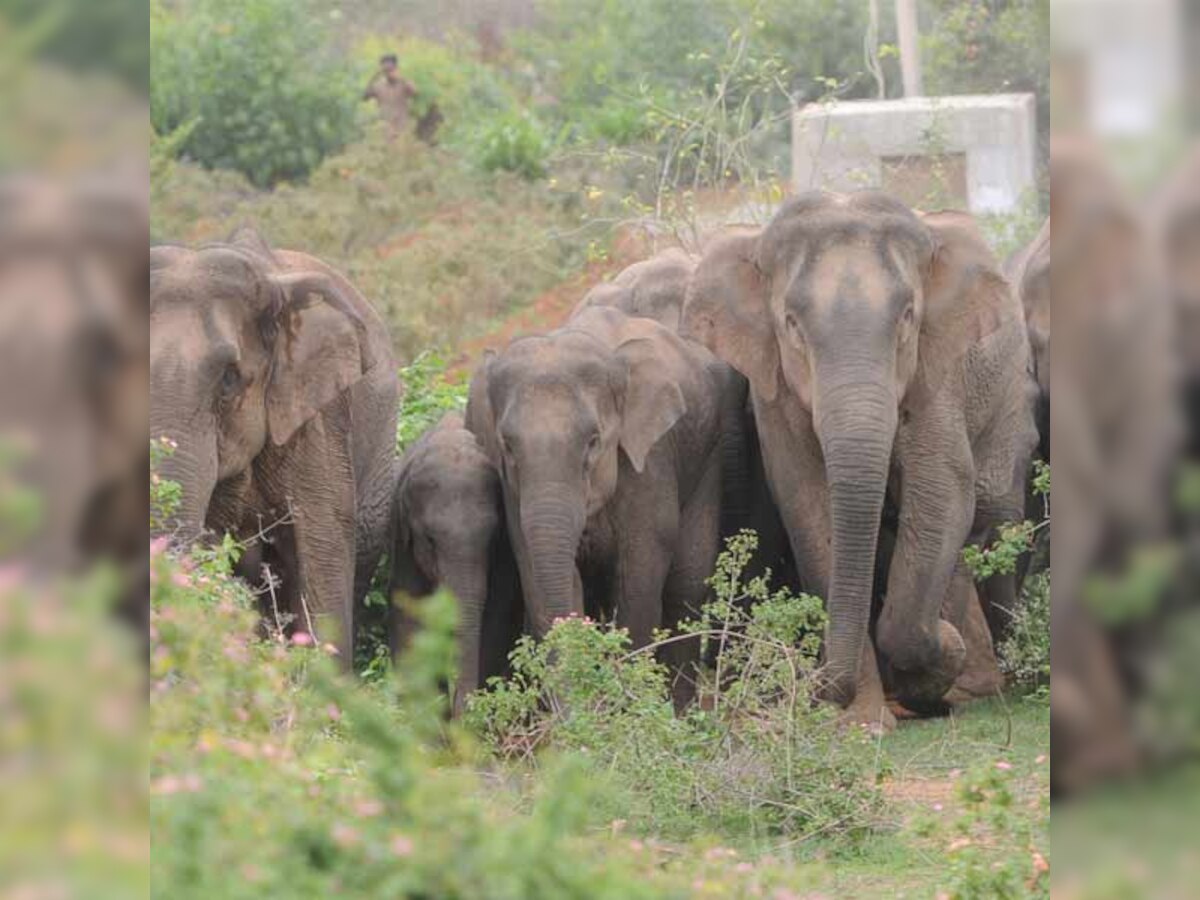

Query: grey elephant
[[572, 245, 796, 594], [149, 230, 398, 664], [682, 191, 1037, 723], [466, 305, 743, 707], [390, 413, 522, 714], [1006, 218, 1049, 462], [571, 247, 695, 330]]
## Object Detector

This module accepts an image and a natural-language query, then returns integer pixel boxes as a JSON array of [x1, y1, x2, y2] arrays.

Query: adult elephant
[[682, 191, 1037, 722], [149, 230, 398, 664], [390, 413, 522, 714], [466, 306, 741, 708], [571, 247, 695, 330], [1006, 219, 1050, 462]]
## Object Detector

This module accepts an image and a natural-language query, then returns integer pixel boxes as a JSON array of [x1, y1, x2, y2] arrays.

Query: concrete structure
[[792, 94, 1037, 215]]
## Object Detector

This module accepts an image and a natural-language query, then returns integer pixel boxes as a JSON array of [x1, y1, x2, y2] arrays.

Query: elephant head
[[465, 323, 686, 637], [571, 248, 696, 330], [149, 232, 376, 542], [391, 416, 505, 712], [683, 192, 1006, 705]]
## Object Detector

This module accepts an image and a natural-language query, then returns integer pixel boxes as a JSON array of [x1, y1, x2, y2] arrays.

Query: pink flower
[[326, 704, 342, 722], [628, 839, 645, 852], [331, 823, 359, 848], [291, 631, 314, 647], [735, 862, 754, 874], [355, 798, 383, 817], [322, 642, 340, 656], [932, 803, 943, 812], [1035, 754, 1047, 765], [150, 536, 170, 558], [171, 570, 191, 588], [390, 834, 414, 857], [995, 760, 1013, 771]]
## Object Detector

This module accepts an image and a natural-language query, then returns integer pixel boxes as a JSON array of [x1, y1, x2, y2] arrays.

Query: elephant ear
[[390, 466, 430, 600], [464, 350, 500, 464], [615, 336, 688, 473], [265, 271, 377, 446], [681, 231, 779, 401], [919, 212, 1021, 384]]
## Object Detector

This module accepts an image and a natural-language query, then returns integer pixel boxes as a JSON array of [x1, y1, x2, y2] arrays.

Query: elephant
[[571, 247, 696, 330], [149, 229, 398, 664], [572, 244, 797, 592], [390, 413, 522, 714], [465, 305, 744, 708], [682, 191, 1038, 723], [1006, 218, 1050, 462]]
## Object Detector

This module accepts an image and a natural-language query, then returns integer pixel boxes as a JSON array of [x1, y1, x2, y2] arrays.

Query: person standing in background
[[363, 53, 417, 137]]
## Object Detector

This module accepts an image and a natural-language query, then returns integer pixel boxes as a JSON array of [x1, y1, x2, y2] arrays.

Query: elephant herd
[[150, 189, 1049, 728]]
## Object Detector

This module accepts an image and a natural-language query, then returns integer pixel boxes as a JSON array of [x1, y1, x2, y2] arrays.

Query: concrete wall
[[792, 94, 1037, 215]]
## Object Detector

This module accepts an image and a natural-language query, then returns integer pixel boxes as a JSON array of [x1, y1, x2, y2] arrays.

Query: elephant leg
[[943, 574, 1004, 706], [263, 406, 359, 668], [614, 469, 678, 689], [662, 457, 721, 711], [878, 413, 975, 710], [752, 395, 832, 593], [844, 640, 896, 732]]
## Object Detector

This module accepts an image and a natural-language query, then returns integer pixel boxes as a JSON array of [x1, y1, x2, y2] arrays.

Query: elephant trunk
[[442, 551, 489, 715], [814, 381, 897, 708], [519, 486, 585, 637], [151, 420, 217, 544]]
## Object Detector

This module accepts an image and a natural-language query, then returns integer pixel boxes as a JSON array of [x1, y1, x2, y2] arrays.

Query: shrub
[[149, 542, 833, 897], [964, 461, 1049, 695], [933, 763, 1050, 899], [151, 0, 359, 187], [395, 351, 470, 452], [466, 531, 885, 844], [474, 110, 555, 180]]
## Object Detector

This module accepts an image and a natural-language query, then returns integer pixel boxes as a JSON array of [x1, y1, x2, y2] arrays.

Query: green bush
[[395, 351, 470, 452], [467, 531, 885, 843], [150, 539, 842, 897], [474, 110, 556, 180], [151, 0, 359, 187]]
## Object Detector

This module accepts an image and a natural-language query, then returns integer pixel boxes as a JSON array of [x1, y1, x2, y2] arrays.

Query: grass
[[825, 698, 1050, 898]]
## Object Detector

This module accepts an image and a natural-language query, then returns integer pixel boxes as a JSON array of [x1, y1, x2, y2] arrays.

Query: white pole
[[896, 0, 923, 97]]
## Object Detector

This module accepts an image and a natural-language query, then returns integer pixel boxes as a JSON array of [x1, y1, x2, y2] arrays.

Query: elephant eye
[[584, 432, 601, 468], [219, 362, 243, 395], [901, 304, 915, 326]]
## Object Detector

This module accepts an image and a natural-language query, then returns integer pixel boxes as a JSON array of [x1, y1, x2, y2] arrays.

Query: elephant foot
[[889, 620, 966, 713], [944, 588, 1005, 706], [839, 696, 897, 734]]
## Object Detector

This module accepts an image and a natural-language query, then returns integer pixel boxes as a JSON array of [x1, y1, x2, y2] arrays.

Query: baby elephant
[[390, 413, 521, 714]]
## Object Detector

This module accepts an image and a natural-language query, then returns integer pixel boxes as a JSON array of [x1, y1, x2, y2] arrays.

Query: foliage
[[999, 572, 1049, 691], [922, 0, 1051, 158], [151, 133, 618, 360], [474, 109, 557, 180], [962, 461, 1048, 581], [932, 763, 1049, 899], [149, 437, 183, 534], [352, 32, 521, 143], [151, 0, 359, 186], [396, 351, 470, 452], [467, 531, 885, 843], [149, 541, 846, 898], [963, 461, 1049, 695]]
